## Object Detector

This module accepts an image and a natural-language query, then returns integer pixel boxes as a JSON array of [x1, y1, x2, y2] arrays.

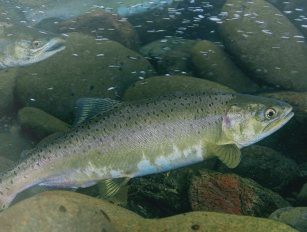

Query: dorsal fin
[[73, 98, 121, 125]]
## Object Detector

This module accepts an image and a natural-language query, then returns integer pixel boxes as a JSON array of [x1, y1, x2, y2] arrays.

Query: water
[[0, 0, 306, 231]]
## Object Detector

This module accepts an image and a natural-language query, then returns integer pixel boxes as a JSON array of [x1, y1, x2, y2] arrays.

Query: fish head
[[222, 94, 294, 148], [3, 37, 65, 68]]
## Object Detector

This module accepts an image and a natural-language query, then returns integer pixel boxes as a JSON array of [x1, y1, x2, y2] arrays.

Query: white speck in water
[[30, 98, 36, 102], [72, 54, 79, 57], [96, 54, 104, 57], [107, 87, 115, 91]]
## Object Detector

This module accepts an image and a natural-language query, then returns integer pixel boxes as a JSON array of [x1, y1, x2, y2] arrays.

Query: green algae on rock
[[0, 191, 297, 232], [219, 0, 307, 91], [123, 75, 235, 101], [191, 40, 258, 93], [189, 169, 290, 217], [15, 33, 155, 123], [18, 107, 71, 140]]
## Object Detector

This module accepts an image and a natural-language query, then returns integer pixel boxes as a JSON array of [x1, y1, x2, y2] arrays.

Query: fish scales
[[0, 92, 294, 209]]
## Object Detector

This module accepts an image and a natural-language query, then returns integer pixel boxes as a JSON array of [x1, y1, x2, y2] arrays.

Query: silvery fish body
[[4, 0, 174, 25], [0, 93, 294, 209]]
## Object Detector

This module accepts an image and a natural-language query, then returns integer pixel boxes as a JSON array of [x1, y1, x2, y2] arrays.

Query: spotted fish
[[0, 93, 294, 209]]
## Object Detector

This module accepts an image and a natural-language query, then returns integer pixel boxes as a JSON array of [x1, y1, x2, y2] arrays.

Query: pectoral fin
[[98, 177, 130, 199], [208, 144, 241, 168]]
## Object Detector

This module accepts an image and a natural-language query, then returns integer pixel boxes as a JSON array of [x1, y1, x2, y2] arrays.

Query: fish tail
[[0, 185, 16, 210]]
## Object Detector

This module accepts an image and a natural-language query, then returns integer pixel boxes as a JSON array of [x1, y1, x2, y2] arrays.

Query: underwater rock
[[191, 40, 258, 93], [297, 183, 307, 205], [123, 75, 235, 101], [189, 169, 290, 217], [37, 10, 139, 50], [0, 69, 17, 116], [0, 191, 296, 232], [18, 107, 70, 140], [140, 38, 196, 75], [267, 0, 307, 38], [260, 92, 307, 123], [15, 33, 155, 123], [219, 0, 307, 91], [0, 123, 34, 162], [217, 145, 300, 192], [127, 161, 217, 218], [270, 207, 307, 232]]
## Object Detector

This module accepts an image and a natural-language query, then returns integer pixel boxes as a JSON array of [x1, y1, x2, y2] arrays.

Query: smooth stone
[[217, 145, 300, 192], [0, 69, 17, 116], [140, 38, 197, 75], [189, 169, 290, 217], [191, 40, 258, 93], [18, 107, 70, 140], [0, 191, 296, 232], [0, 122, 34, 162], [15, 33, 155, 123], [219, 0, 307, 91], [297, 183, 307, 205], [37, 10, 139, 50], [270, 207, 307, 232], [123, 75, 235, 101]]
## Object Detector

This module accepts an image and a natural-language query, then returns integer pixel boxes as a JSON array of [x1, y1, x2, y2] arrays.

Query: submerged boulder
[[0, 191, 296, 232], [37, 10, 139, 50], [0, 69, 17, 116], [270, 207, 307, 232], [140, 38, 197, 75], [189, 169, 290, 217], [191, 40, 258, 92], [219, 0, 307, 91], [123, 75, 235, 101], [15, 33, 155, 123], [217, 145, 300, 192], [18, 107, 70, 140]]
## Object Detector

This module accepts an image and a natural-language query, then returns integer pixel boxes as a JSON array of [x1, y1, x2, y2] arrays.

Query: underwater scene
[[0, 0, 306, 231]]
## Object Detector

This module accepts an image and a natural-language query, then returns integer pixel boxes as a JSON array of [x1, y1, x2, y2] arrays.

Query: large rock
[[217, 145, 300, 192], [270, 207, 307, 232], [219, 0, 307, 91], [0, 69, 17, 116], [37, 10, 139, 50], [0, 191, 296, 232], [189, 170, 290, 217], [140, 38, 197, 75], [0, 122, 34, 162], [123, 75, 235, 101], [18, 107, 70, 140], [191, 40, 258, 92], [15, 33, 155, 123]]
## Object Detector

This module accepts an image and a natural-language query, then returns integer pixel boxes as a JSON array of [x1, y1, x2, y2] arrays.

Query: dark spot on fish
[[100, 209, 111, 222], [71, 92, 75, 96], [0, 191, 3, 195], [59, 205, 67, 212], [191, 224, 200, 230], [90, 85, 94, 90]]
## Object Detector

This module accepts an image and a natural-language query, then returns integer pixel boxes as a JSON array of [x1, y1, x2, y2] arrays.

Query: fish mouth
[[39, 38, 65, 53]]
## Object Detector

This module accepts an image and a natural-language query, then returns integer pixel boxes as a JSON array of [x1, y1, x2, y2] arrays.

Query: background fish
[[0, 93, 293, 209], [0, 23, 65, 69], [5, 0, 174, 25]]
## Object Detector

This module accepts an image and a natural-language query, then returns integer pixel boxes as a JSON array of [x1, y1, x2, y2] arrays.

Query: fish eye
[[32, 40, 42, 47], [265, 108, 276, 119]]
